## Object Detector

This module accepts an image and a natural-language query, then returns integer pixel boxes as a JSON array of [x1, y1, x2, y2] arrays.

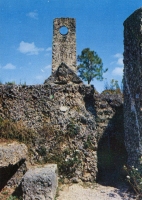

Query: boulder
[[22, 164, 58, 200], [0, 142, 28, 189], [0, 142, 28, 167]]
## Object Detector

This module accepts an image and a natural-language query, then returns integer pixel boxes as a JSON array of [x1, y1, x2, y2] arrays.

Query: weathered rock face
[[45, 63, 82, 84], [0, 83, 98, 182], [123, 8, 142, 167], [52, 18, 76, 73], [0, 142, 28, 167], [94, 93, 127, 182], [0, 82, 125, 183], [22, 164, 58, 200], [0, 15, 126, 184], [95, 93, 124, 139], [0, 142, 28, 190]]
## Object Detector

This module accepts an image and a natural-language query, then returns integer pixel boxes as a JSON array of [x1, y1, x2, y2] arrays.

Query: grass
[[0, 117, 36, 144], [7, 196, 20, 200], [0, 118, 82, 179]]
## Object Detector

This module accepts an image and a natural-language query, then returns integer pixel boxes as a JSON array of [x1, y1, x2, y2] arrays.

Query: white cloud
[[114, 53, 122, 58], [3, 63, 16, 70], [117, 57, 123, 66], [26, 11, 38, 20], [18, 41, 44, 55], [45, 47, 52, 56], [41, 65, 51, 73], [112, 67, 123, 76], [45, 65, 51, 69], [46, 47, 52, 51], [112, 53, 123, 66]]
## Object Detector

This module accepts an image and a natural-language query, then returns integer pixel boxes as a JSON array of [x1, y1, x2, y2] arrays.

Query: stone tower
[[52, 18, 77, 73], [123, 8, 142, 167]]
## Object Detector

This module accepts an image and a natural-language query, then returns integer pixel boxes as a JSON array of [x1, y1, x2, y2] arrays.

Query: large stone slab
[[22, 164, 58, 200], [0, 142, 28, 189], [0, 142, 28, 167]]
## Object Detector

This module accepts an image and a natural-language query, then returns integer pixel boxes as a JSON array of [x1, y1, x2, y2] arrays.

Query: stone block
[[22, 164, 58, 200], [0, 142, 28, 167], [0, 142, 28, 189]]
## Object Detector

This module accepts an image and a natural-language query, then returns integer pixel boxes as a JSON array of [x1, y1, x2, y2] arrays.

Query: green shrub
[[7, 195, 22, 200], [101, 88, 122, 95], [5, 81, 16, 85], [125, 164, 142, 199], [37, 145, 47, 156], [102, 79, 123, 94], [59, 149, 81, 177], [66, 122, 80, 138], [83, 135, 93, 149]]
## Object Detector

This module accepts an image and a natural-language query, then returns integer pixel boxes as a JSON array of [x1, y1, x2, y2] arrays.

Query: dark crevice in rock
[[97, 105, 128, 187], [0, 159, 26, 191], [12, 183, 23, 199], [84, 85, 96, 117]]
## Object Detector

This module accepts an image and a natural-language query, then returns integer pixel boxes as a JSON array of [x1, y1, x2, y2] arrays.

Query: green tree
[[103, 79, 122, 94], [110, 79, 120, 90], [77, 48, 107, 84], [5, 81, 15, 85]]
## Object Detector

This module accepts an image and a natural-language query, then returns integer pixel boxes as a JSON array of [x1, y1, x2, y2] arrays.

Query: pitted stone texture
[[0, 83, 125, 182], [123, 8, 142, 167], [22, 164, 58, 200], [52, 18, 76, 73], [0, 142, 28, 167], [44, 63, 82, 84], [0, 84, 98, 182], [0, 142, 28, 189]]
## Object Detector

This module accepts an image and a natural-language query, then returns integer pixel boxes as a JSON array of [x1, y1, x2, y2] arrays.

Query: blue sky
[[0, 0, 141, 92]]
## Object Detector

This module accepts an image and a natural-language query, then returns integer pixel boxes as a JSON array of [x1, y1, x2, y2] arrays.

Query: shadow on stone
[[0, 159, 25, 191], [44, 63, 82, 85], [12, 183, 23, 199], [83, 85, 96, 117], [97, 104, 128, 187]]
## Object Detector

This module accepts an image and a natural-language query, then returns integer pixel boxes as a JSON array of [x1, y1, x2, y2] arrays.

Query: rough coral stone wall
[[0, 83, 125, 182], [52, 18, 76, 73], [94, 93, 124, 141], [94, 93, 126, 181], [123, 8, 142, 167], [0, 83, 98, 182]]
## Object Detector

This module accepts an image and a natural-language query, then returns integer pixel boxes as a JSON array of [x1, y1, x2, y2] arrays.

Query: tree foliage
[[105, 79, 120, 90], [77, 48, 107, 84], [102, 79, 122, 94]]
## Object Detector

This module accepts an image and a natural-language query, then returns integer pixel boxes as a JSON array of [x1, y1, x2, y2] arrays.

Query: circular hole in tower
[[59, 26, 68, 35]]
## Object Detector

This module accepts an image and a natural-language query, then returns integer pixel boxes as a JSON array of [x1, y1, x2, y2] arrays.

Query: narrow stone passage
[[97, 133, 128, 187]]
